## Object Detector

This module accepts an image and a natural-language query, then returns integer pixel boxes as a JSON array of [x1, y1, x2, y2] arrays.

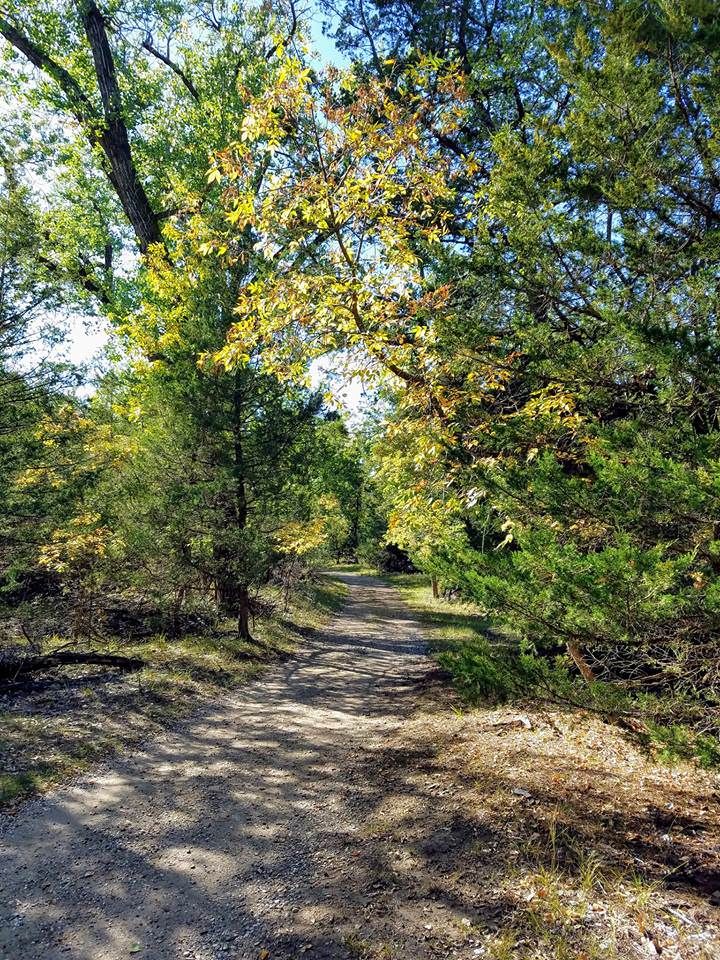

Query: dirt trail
[[0, 573, 434, 960], [4, 573, 719, 960]]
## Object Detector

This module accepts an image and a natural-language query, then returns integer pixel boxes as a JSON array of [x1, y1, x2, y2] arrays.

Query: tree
[[213, 0, 720, 705], [0, 0, 335, 639], [0, 140, 88, 599]]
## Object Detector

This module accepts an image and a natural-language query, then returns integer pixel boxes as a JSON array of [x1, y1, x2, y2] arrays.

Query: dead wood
[[0, 651, 144, 684]]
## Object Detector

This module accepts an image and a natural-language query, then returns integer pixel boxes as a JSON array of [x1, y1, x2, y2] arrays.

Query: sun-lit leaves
[[38, 513, 113, 575], [206, 56, 472, 396], [275, 496, 349, 558], [194, 0, 720, 710], [2, 0, 720, 721]]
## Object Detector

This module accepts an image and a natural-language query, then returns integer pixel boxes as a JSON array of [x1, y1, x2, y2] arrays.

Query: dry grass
[[373, 574, 720, 960]]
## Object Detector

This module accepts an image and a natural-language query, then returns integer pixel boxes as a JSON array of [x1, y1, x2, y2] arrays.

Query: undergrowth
[[385, 573, 720, 768]]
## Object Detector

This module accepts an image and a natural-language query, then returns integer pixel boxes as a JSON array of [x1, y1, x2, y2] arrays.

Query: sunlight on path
[[0, 573, 429, 960]]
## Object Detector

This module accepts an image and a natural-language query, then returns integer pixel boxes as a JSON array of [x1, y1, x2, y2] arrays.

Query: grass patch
[[383, 572, 528, 701], [643, 721, 720, 769], [328, 561, 378, 576], [343, 935, 394, 959], [0, 712, 120, 806], [306, 573, 351, 617], [382, 572, 491, 653], [0, 573, 348, 809]]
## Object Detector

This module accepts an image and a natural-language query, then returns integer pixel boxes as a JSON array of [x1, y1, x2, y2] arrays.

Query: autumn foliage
[[1, 0, 719, 741], [208, 2, 720, 726]]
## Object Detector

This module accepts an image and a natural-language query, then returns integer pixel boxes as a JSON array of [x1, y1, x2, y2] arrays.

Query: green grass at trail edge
[[311, 574, 352, 613], [0, 736, 114, 806], [384, 572, 720, 769], [0, 575, 349, 809], [327, 562, 378, 576]]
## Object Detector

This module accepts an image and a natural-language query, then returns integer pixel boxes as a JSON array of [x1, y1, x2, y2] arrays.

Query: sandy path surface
[[0, 573, 432, 960]]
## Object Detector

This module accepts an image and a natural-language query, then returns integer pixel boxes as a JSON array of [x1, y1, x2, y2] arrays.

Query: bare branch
[[142, 38, 200, 102]]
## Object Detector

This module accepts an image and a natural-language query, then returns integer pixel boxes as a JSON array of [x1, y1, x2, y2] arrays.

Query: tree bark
[[347, 483, 361, 554], [237, 585, 251, 641], [78, 0, 163, 252], [0, 8, 163, 254], [566, 640, 597, 682], [232, 371, 252, 641]]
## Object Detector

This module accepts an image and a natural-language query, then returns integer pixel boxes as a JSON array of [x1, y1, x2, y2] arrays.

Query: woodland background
[[1, 0, 719, 781]]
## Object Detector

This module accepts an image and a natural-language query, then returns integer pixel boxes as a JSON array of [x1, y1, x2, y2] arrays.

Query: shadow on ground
[[0, 573, 718, 960]]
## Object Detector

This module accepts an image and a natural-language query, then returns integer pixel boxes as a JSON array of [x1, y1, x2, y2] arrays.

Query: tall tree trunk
[[78, 0, 163, 252], [232, 371, 252, 641]]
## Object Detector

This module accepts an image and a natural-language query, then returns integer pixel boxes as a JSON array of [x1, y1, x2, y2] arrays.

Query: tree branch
[[37, 252, 112, 306], [78, 0, 163, 253], [142, 38, 200, 102], [0, 8, 165, 254]]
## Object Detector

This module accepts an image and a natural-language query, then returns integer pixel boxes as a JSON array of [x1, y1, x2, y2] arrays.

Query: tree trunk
[[431, 577, 439, 599], [232, 371, 252, 641], [170, 585, 186, 639], [78, 0, 163, 253], [566, 640, 596, 682], [237, 585, 251, 641], [350, 484, 361, 553]]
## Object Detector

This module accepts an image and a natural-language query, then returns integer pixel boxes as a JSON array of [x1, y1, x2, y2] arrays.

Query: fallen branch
[[0, 651, 145, 684]]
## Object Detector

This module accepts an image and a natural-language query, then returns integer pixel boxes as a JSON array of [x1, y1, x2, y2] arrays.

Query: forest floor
[[0, 578, 347, 808], [0, 572, 719, 960]]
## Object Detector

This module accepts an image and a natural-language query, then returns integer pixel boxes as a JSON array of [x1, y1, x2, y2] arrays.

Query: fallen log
[[0, 651, 145, 684]]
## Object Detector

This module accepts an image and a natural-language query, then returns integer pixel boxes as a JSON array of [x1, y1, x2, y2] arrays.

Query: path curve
[[0, 573, 431, 960]]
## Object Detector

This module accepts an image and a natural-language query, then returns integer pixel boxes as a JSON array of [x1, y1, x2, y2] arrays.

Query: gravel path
[[0, 573, 432, 960]]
